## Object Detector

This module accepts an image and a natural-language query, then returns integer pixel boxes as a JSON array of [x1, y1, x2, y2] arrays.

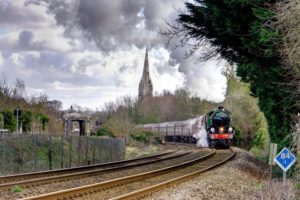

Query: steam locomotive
[[205, 106, 235, 147], [141, 106, 234, 148]]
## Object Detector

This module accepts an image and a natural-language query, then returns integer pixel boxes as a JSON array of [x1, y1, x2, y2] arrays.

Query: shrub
[[251, 128, 265, 148], [1, 110, 16, 132], [130, 131, 156, 143], [96, 127, 115, 137], [11, 185, 23, 193], [296, 182, 300, 190], [232, 128, 241, 146], [20, 111, 33, 132]]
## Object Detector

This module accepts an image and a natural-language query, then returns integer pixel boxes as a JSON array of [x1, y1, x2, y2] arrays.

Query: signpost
[[14, 109, 22, 134], [268, 143, 278, 165], [273, 147, 296, 185], [268, 143, 278, 178]]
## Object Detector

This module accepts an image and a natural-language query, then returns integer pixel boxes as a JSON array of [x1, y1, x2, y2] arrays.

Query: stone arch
[[63, 112, 90, 136]]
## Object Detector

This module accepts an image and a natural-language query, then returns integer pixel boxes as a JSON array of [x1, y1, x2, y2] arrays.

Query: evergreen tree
[[20, 111, 33, 132], [173, 0, 299, 146], [1, 110, 16, 132], [38, 114, 49, 131]]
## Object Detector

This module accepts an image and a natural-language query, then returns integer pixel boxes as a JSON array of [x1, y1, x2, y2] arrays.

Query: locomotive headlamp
[[219, 127, 224, 133], [229, 127, 233, 132], [210, 127, 215, 133]]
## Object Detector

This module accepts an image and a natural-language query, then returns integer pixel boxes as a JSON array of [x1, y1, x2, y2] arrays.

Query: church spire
[[138, 48, 153, 100], [143, 48, 149, 75]]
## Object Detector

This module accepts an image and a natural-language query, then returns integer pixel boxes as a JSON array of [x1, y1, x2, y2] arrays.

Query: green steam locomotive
[[205, 106, 235, 147]]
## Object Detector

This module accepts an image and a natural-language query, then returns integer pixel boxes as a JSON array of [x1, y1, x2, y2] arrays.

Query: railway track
[[0, 143, 181, 185], [111, 148, 235, 200], [0, 143, 194, 191], [20, 147, 234, 200]]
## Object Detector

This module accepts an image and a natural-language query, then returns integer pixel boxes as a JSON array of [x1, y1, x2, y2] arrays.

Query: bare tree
[[273, 0, 300, 105], [103, 101, 116, 118], [274, 0, 300, 73], [0, 79, 12, 98], [162, 21, 221, 62], [13, 78, 26, 99], [47, 100, 63, 111]]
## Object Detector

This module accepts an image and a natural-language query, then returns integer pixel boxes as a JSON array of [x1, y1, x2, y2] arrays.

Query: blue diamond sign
[[273, 147, 296, 172]]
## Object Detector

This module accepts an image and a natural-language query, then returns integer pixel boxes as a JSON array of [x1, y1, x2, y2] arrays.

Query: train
[[141, 106, 235, 148], [205, 106, 235, 147]]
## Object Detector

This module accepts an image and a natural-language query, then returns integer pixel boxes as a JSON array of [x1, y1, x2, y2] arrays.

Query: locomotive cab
[[205, 106, 234, 147]]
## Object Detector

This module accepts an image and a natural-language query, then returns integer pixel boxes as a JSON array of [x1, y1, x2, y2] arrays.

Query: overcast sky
[[0, 0, 227, 110]]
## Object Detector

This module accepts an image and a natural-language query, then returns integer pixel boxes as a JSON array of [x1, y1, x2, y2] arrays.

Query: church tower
[[138, 48, 153, 100]]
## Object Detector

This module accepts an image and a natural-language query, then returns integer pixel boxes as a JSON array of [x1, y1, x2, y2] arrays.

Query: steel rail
[[110, 148, 235, 200], [0, 150, 192, 190], [0, 143, 180, 184], [20, 149, 215, 200], [175, 143, 195, 151]]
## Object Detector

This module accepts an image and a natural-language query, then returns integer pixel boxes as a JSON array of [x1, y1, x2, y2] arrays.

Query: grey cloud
[[18, 30, 34, 49], [5, 0, 195, 77], [119, 65, 129, 73], [27, 0, 181, 51], [119, 60, 138, 74], [144, 0, 184, 30], [32, 0, 186, 74], [114, 78, 125, 87], [1, 30, 53, 52], [20, 52, 70, 71], [76, 0, 148, 51], [0, 1, 47, 28], [25, 0, 79, 27], [168, 46, 187, 66], [144, 0, 168, 30], [155, 61, 177, 75], [76, 56, 100, 74], [1, 51, 109, 92]]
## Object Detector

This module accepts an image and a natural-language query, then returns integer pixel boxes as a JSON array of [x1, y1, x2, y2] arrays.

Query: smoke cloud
[[193, 116, 209, 147]]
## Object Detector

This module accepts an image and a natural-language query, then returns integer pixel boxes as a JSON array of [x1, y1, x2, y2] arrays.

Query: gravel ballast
[[145, 147, 275, 200]]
